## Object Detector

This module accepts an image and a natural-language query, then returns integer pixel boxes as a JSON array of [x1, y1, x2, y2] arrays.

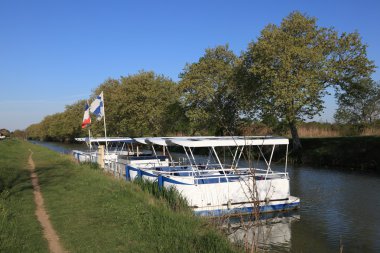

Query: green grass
[[2, 139, 238, 252], [0, 139, 48, 252]]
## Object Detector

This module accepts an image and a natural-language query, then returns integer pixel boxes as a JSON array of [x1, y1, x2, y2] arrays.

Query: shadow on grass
[[0, 167, 34, 199], [34, 164, 74, 188]]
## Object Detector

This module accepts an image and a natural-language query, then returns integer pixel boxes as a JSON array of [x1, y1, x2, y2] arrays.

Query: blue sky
[[1, 0, 379, 131]]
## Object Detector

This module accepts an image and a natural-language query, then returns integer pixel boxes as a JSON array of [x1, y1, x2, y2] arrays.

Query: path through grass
[[1, 139, 239, 252], [0, 139, 48, 252]]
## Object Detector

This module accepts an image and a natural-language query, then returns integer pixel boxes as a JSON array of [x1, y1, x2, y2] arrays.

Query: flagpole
[[88, 128, 92, 151], [87, 100, 92, 151], [101, 91, 109, 154]]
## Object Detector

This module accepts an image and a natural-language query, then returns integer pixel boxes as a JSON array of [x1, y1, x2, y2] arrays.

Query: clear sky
[[1, 0, 379, 131]]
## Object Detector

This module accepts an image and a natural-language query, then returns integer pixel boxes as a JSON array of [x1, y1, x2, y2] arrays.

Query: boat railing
[[156, 167, 288, 179]]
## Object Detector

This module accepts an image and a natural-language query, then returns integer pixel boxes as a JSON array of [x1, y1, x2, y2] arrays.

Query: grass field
[[0, 139, 238, 252]]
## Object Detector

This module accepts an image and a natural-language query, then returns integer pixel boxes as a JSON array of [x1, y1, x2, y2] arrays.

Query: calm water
[[32, 141, 380, 253]]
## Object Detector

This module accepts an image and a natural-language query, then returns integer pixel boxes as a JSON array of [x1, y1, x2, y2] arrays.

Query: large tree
[[180, 45, 239, 135], [241, 11, 375, 158]]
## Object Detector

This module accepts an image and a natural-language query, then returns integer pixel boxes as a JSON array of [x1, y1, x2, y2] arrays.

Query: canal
[[31, 141, 380, 253]]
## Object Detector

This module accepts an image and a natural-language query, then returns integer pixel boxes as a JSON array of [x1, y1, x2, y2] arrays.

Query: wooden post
[[97, 145, 105, 169]]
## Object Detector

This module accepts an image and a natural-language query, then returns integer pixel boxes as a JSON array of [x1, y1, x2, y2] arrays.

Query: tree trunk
[[289, 121, 302, 164]]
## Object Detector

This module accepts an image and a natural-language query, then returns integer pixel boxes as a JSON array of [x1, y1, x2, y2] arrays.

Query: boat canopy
[[134, 136, 216, 146], [135, 136, 288, 147], [74, 137, 136, 143], [75, 136, 288, 146]]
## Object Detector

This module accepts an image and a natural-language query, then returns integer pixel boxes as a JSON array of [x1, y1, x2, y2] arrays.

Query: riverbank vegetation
[[0, 139, 239, 252], [8, 11, 378, 165], [301, 136, 380, 172]]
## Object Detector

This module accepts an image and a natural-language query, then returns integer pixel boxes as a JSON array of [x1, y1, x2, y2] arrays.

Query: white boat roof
[[134, 136, 216, 146], [75, 137, 136, 143], [135, 136, 288, 147]]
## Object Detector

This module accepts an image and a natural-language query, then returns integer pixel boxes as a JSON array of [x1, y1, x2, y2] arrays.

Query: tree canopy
[[335, 79, 380, 127], [90, 71, 180, 137], [240, 11, 375, 154], [180, 45, 239, 135]]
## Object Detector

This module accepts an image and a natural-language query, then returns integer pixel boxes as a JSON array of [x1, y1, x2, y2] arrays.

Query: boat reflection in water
[[222, 212, 300, 252]]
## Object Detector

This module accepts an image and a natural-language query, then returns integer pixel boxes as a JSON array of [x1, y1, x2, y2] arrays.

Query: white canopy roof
[[74, 137, 136, 143], [134, 136, 216, 146], [135, 136, 288, 147]]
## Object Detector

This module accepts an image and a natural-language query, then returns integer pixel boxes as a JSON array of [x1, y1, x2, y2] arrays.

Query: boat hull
[[193, 196, 300, 216], [158, 173, 299, 216]]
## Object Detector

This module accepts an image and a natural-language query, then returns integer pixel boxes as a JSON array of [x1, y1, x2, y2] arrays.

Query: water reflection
[[222, 212, 299, 252]]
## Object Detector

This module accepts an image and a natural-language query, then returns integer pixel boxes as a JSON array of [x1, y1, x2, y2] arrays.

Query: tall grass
[[361, 127, 380, 136], [133, 178, 190, 212], [0, 139, 48, 252], [241, 122, 380, 138], [297, 125, 340, 137]]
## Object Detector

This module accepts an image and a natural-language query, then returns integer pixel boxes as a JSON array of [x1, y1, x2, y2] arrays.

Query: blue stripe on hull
[[126, 166, 157, 181], [194, 202, 300, 217]]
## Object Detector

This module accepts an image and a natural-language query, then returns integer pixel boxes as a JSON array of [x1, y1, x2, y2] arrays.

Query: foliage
[[10, 129, 26, 139], [26, 71, 182, 141], [25, 100, 85, 141], [301, 136, 380, 171], [335, 79, 380, 131], [240, 11, 375, 153], [90, 71, 181, 137], [180, 45, 239, 135]]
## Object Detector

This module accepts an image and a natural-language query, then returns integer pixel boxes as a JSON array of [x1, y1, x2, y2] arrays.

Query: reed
[[297, 125, 340, 138], [361, 127, 380, 136], [133, 178, 190, 212]]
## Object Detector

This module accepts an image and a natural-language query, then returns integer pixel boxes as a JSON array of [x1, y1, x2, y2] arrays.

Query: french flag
[[82, 101, 91, 128]]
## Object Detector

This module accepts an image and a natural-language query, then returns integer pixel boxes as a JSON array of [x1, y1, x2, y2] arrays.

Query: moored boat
[[126, 136, 300, 216]]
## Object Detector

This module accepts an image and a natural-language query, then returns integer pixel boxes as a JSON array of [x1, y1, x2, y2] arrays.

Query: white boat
[[72, 137, 169, 176], [127, 136, 300, 216], [72, 137, 139, 163]]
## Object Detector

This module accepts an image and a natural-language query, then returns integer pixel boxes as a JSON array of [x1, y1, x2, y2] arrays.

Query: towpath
[[28, 150, 67, 253]]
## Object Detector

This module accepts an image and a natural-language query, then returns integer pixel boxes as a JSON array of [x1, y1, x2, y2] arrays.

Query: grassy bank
[[0, 139, 48, 252], [301, 136, 380, 172], [1, 139, 238, 252]]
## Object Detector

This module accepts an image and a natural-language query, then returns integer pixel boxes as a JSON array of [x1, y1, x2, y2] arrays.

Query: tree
[[11, 129, 26, 139], [335, 79, 380, 130], [241, 11, 375, 159], [90, 71, 180, 137], [180, 45, 239, 135]]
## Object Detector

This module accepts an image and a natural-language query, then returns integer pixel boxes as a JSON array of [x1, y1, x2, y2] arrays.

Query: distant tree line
[[21, 12, 379, 153]]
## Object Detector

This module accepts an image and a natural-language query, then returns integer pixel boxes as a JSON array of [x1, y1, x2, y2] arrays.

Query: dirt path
[[28, 150, 67, 253]]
